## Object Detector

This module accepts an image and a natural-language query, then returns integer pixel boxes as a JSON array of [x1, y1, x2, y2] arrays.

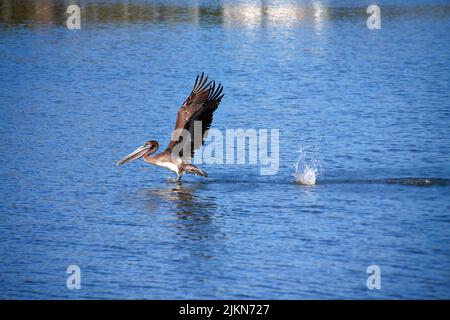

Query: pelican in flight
[[115, 73, 224, 180]]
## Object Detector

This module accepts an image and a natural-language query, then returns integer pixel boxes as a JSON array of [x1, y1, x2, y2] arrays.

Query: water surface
[[0, 0, 449, 299]]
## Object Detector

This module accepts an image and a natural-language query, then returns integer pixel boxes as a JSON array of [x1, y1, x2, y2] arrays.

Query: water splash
[[293, 147, 321, 186]]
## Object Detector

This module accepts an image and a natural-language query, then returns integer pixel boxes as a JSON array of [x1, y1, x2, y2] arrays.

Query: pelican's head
[[115, 140, 159, 166]]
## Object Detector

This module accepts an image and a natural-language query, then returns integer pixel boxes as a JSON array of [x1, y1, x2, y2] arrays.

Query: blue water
[[0, 0, 449, 299]]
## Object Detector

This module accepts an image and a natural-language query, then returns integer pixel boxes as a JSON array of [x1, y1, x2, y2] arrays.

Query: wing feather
[[165, 72, 224, 159]]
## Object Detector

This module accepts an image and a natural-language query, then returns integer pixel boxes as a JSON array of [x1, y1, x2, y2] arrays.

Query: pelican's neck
[[143, 153, 158, 164]]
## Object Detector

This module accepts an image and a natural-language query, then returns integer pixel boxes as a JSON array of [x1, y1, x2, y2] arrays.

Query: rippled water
[[0, 0, 449, 299]]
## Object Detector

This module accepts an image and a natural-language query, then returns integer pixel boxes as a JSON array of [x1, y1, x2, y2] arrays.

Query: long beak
[[115, 145, 150, 166]]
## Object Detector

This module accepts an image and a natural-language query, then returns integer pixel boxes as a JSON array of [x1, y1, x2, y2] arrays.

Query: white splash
[[293, 147, 320, 186]]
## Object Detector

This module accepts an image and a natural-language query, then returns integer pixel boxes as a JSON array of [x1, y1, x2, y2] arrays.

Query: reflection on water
[[312, 1, 327, 33], [142, 182, 197, 208], [1, 0, 450, 28], [223, 4, 262, 28], [140, 182, 219, 241], [141, 181, 215, 216]]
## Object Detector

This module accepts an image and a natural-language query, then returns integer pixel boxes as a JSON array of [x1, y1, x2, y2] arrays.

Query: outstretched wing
[[165, 72, 224, 159]]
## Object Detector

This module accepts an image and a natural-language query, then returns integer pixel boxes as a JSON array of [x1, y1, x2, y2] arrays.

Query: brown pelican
[[115, 73, 224, 180]]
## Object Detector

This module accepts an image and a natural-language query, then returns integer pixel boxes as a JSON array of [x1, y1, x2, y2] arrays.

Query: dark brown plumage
[[166, 72, 224, 159]]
